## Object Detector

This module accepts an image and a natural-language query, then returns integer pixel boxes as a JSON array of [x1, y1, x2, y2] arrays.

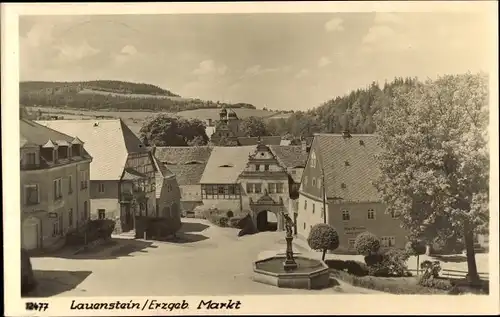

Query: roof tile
[[314, 134, 382, 202]]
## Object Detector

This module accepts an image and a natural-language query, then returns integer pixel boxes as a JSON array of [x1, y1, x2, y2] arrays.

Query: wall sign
[[344, 226, 366, 235]]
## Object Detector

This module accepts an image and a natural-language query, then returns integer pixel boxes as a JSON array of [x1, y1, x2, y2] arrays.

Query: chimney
[[342, 130, 351, 138]]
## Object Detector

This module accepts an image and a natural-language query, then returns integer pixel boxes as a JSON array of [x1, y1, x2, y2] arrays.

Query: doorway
[[256, 210, 278, 232]]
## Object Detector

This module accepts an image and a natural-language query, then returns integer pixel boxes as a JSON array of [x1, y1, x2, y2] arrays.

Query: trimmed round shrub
[[307, 223, 339, 260], [354, 232, 380, 256], [226, 210, 234, 218]]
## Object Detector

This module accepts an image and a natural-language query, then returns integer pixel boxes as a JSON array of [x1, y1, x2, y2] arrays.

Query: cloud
[[373, 12, 404, 25], [55, 41, 100, 64], [362, 25, 396, 44], [324, 17, 344, 32], [192, 59, 227, 76], [294, 68, 310, 79], [242, 65, 280, 78], [121, 44, 138, 56], [317, 57, 332, 68]]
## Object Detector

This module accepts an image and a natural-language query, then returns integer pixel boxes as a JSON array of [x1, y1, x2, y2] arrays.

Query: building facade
[[239, 143, 291, 231], [20, 119, 92, 251], [297, 132, 409, 253], [154, 146, 213, 213], [37, 119, 158, 233]]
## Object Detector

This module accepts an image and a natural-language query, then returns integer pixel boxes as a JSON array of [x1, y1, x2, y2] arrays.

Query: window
[[312, 204, 315, 214], [310, 151, 316, 168], [254, 183, 262, 194], [304, 176, 308, 187], [264, 164, 269, 171], [24, 184, 40, 205], [83, 201, 88, 220], [312, 177, 316, 187], [25, 152, 36, 165], [246, 183, 254, 193], [255, 164, 260, 171], [276, 183, 284, 193], [342, 210, 350, 221], [68, 208, 73, 227], [53, 178, 62, 200], [52, 221, 59, 237], [98, 209, 106, 220], [217, 185, 225, 195], [68, 175, 73, 194], [201, 184, 240, 199], [348, 239, 356, 250], [304, 200, 308, 210], [317, 178, 322, 189], [367, 209, 376, 220], [80, 171, 88, 190], [98, 183, 105, 193], [303, 222, 306, 230], [268, 183, 276, 194], [381, 236, 396, 247]]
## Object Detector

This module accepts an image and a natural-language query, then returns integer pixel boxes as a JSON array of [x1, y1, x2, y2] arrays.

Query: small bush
[[226, 210, 234, 218], [345, 260, 369, 276], [354, 232, 380, 256], [209, 215, 229, 227], [364, 254, 384, 266], [325, 259, 369, 276], [228, 216, 244, 228], [418, 275, 453, 291], [307, 223, 339, 260], [381, 248, 410, 277], [420, 260, 442, 279]]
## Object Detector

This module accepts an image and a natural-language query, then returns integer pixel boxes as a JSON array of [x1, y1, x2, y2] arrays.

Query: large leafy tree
[[139, 114, 209, 146], [239, 116, 271, 137], [374, 72, 489, 282]]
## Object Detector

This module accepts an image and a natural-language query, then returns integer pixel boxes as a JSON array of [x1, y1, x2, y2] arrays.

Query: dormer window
[[310, 151, 317, 168], [57, 141, 70, 160], [41, 140, 56, 162], [71, 137, 83, 157], [71, 144, 81, 157]]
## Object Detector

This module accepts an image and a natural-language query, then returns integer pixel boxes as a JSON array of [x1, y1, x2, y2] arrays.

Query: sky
[[19, 12, 493, 111]]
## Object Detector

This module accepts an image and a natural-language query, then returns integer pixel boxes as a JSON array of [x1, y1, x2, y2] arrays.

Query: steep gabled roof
[[269, 145, 308, 169], [166, 163, 207, 185], [155, 146, 213, 165], [200, 146, 256, 184], [312, 133, 382, 202], [37, 119, 147, 181], [21, 118, 76, 147]]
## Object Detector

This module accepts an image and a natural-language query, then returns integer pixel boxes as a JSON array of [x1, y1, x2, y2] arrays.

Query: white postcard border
[[2, 2, 499, 316]]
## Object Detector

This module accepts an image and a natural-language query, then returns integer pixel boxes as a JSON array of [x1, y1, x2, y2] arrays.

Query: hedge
[[65, 219, 115, 246], [330, 269, 446, 294]]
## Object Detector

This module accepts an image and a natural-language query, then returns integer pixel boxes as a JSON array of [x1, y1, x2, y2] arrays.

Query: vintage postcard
[[3, 1, 499, 316]]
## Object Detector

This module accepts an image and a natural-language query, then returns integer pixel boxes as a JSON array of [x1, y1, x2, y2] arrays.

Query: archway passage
[[256, 210, 278, 232]]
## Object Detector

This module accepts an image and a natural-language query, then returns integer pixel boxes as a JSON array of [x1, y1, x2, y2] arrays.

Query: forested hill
[[21, 80, 181, 97], [19, 80, 256, 112], [265, 77, 420, 137]]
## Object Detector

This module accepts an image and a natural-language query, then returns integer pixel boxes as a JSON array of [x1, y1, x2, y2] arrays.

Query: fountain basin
[[253, 255, 330, 290]]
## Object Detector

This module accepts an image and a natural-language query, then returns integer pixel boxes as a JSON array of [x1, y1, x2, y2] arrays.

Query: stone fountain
[[252, 213, 330, 290]]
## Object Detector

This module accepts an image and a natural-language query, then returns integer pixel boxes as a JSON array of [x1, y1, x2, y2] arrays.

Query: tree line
[[19, 81, 257, 112]]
